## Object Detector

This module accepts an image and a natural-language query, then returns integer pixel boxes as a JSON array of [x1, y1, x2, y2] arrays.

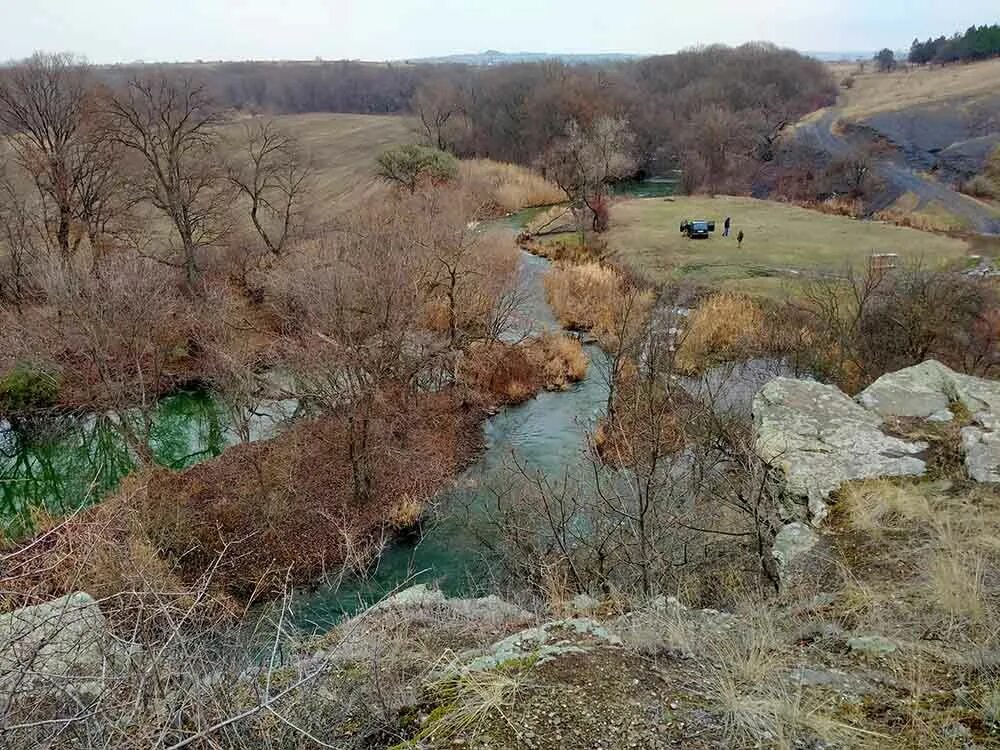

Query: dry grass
[[220, 113, 416, 217], [705, 606, 869, 749], [543, 261, 654, 348], [675, 292, 764, 374], [837, 480, 934, 533], [606, 196, 972, 299], [420, 665, 524, 742], [459, 159, 563, 214], [526, 333, 589, 389], [875, 192, 973, 233], [830, 58, 1000, 121]]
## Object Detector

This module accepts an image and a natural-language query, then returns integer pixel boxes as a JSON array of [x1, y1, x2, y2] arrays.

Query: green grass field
[[605, 196, 975, 297]]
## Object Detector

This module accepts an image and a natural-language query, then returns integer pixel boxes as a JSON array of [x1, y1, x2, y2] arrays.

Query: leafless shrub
[[784, 261, 999, 391]]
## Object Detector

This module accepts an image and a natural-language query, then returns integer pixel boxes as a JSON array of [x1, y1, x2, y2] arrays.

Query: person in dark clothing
[[723, 216, 731, 237], [737, 229, 744, 248]]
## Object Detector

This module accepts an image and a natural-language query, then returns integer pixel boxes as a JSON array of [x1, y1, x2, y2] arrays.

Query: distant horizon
[[27, 47, 888, 69], [1, 1, 995, 67]]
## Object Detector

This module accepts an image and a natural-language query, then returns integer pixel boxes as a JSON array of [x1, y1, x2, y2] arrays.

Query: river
[[290, 252, 609, 630]]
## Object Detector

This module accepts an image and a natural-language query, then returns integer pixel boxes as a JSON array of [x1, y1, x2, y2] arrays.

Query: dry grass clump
[[526, 333, 589, 389], [961, 146, 1000, 202], [459, 158, 563, 214], [675, 292, 764, 374], [830, 480, 1000, 634], [543, 261, 654, 349], [963, 174, 1000, 201], [705, 607, 867, 749], [417, 665, 524, 743], [837, 480, 934, 532], [874, 205, 970, 233]]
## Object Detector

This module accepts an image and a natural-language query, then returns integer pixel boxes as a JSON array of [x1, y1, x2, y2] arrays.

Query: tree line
[[908, 23, 1000, 65], [94, 43, 836, 188]]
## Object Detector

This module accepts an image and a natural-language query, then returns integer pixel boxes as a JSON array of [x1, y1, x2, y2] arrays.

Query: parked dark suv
[[680, 219, 715, 239]]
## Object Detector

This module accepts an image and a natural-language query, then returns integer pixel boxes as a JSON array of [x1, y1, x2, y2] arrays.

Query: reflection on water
[[0, 392, 298, 538], [612, 173, 681, 199]]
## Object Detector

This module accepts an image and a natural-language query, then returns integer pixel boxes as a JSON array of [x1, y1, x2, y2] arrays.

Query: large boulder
[[858, 360, 1000, 482], [753, 378, 927, 523], [0, 592, 123, 704]]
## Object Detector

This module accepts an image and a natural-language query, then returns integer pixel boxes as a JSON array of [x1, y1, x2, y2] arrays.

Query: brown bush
[[526, 333, 589, 389], [962, 174, 999, 200], [136, 388, 484, 601], [780, 264, 1000, 391], [459, 334, 589, 405]]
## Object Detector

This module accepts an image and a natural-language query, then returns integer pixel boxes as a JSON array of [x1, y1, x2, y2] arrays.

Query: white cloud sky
[[0, 0, 996, 63]]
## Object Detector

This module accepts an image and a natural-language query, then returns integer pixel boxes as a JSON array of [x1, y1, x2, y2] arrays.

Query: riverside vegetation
[[2, 43, 1000, 750]]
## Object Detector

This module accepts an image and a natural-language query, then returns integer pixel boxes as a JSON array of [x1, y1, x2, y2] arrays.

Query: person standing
[[737, 229, 744, 248], [723, 216, 731, 237]]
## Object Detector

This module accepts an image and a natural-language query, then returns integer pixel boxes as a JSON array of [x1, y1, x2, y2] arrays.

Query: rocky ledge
[[753, 360, 999, 526]]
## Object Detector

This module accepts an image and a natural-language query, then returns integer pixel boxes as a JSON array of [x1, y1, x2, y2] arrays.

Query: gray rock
[[753, 378, 927, 523], [772, 522, 819, 581], [857, 359, 1000, 420], [463, 617, 622, 672], [962, 426, 1000, 482], [0, 592, 124, 703], [856, 360, 956, 418], [847, 634, 897, 656], [569, 593, 601, 615], [857, 360, 1000, 483]]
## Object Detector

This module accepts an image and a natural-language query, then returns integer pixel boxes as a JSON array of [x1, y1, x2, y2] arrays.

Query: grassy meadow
[[605, 196, 974, 297], [833, 57, 1000, 120], [221, 112, 418, 211]]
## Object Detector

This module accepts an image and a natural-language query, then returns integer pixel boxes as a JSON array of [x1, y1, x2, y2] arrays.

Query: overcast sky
[[1, 1, 996, 64]]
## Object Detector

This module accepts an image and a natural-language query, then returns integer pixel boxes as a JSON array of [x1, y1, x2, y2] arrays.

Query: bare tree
[[681, 105, 750, 195], [108, 74, 230, 289], [0, 167, 40, 307], [416, 188, 515, 350], [412, 78, 465, 152], [227, 119, 312, 256], [0, 53, 118, 261], [541, 116, 636, 240]]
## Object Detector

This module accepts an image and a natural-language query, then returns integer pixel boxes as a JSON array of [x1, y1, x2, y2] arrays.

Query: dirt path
[[796, 108, 1000, 234]]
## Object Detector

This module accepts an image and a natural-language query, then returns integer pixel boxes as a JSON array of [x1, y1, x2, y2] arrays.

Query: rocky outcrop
[[858, 360, 1000, 483], [754, 362, 1000, 527], [753, 378, 927, 523]]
